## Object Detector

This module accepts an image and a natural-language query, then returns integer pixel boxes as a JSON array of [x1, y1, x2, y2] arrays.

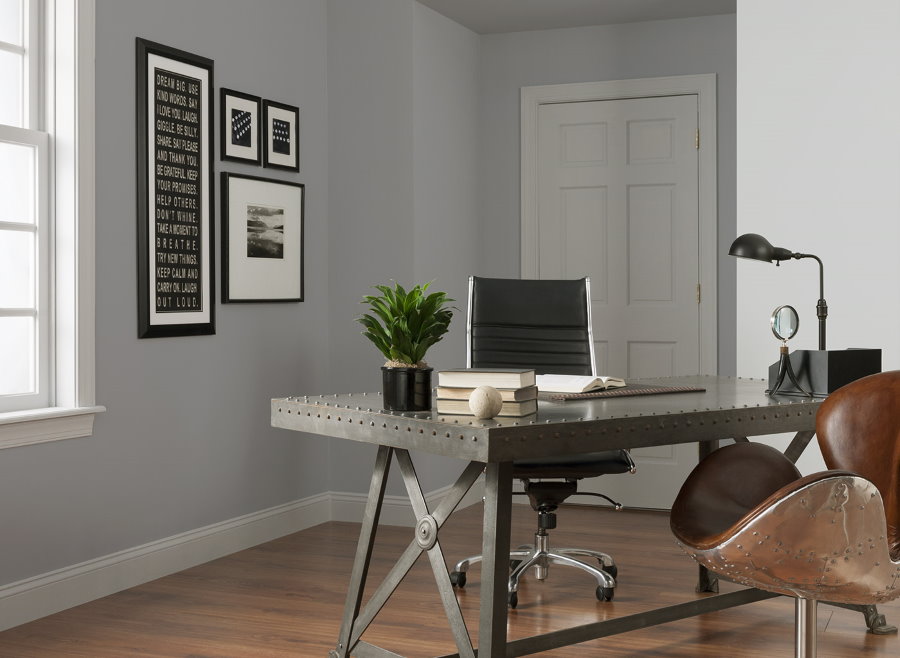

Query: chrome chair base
[[450, 530, 617, 607], [796, 598, 817, 658]]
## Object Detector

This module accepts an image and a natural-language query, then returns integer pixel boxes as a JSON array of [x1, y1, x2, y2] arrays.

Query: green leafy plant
[[358, 281, 454, 368]]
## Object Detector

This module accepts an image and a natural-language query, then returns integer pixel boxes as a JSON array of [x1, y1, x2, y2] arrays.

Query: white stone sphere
[[469, 386, 503, 419]]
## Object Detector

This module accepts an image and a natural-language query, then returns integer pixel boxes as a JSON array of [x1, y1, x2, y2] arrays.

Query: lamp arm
[[793, 253, 827, 350]]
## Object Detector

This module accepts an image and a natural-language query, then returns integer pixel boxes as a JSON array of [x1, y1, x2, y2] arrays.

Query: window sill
[[0, 405, 106, 450]]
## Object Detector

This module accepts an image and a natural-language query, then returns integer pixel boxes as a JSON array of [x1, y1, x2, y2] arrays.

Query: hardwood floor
[[0, 503, 897, 657]]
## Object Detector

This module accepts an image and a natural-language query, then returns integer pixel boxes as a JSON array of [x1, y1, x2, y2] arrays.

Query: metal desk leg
[[331, 446, 392, 658], [478, 461, 513, 658], [824, 602, 898, 635], [695, 440, 719, 593], [783, 430, 816, 465]]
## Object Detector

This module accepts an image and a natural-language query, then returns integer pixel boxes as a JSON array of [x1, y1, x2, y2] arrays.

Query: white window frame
[[0, 0, 103, 449]]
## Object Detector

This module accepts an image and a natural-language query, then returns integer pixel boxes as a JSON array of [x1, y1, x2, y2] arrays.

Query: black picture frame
[[221, 172, 305, 303], [220, 88, 261, 164], [262, 99, 299, 171], [136, 38, 215, 338]]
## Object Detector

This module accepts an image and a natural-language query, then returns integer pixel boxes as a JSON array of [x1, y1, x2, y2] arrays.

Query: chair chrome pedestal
[[451, 485, 620, 608], [796, 598, 817, 658]]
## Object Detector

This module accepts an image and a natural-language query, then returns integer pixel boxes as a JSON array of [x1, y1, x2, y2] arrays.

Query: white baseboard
[[0, 480, 485, 632]]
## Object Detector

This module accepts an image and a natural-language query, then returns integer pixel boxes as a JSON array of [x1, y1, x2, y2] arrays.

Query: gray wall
[[477, 14, 737, 375], [0, 0, 331, 585], [326, 0, 481, 494], [0, 1, 737, 590]]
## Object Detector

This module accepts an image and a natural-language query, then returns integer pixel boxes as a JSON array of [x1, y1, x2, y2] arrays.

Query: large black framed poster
[[136, 38, 215, 338]]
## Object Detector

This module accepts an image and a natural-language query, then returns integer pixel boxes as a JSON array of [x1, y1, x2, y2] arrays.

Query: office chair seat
[[513, 450, 635, 479]]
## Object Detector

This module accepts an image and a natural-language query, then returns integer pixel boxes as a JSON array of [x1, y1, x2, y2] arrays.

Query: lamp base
[[767, 349, 882, 397]]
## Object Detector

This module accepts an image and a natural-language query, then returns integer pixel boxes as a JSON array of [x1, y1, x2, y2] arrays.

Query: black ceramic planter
[[381, 366, 433, 412]]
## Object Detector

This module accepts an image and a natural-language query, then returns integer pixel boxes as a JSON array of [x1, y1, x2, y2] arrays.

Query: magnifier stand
[[768, 343, 812, 397]]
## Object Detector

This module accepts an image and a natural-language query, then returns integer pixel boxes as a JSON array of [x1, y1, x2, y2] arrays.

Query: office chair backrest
[[816, 370, 900, 560], [466, 276, 596, 376]]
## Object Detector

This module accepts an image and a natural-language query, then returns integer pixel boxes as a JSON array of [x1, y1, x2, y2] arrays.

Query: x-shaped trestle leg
[[331, 446, 488, 657]]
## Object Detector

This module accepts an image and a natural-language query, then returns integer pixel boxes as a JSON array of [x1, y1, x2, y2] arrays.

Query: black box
[[768, 349, 882, 397]]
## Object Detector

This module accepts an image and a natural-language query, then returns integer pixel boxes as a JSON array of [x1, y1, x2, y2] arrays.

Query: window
[[0, 0, 101, 448], [1, 0, 48, 412]]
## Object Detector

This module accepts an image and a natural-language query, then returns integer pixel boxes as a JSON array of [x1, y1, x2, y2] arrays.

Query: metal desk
[[270, 375, 879, 657]]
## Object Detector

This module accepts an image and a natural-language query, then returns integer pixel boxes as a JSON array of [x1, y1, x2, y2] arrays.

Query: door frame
[[521, 74, 718, 375]]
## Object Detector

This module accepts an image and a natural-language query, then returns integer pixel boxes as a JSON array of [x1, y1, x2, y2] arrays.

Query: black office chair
[[449, 276, 636, 607]]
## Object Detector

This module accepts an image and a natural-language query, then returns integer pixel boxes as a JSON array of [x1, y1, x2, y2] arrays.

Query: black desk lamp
[[729, 233, 828, 350]]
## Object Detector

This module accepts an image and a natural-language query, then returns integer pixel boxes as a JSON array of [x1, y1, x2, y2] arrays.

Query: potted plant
[[358, 281, 454, 411]]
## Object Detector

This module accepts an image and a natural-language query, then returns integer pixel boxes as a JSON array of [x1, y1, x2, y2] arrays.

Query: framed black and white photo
[[220, 88, 261, 164], [136, 38, 215, 338], [262, 99, 299, 171], [221, 173, 304, 303]]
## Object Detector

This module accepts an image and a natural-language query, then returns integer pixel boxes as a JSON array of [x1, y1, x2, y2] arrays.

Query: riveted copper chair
[[670, 370, 900, 657], [448, 276, 635, 608]]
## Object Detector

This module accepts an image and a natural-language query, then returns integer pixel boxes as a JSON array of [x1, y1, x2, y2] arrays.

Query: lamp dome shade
[[728, 233, 777, 262]]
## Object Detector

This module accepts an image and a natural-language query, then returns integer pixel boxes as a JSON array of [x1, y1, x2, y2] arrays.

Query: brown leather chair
[[670, 370, 900, 658]]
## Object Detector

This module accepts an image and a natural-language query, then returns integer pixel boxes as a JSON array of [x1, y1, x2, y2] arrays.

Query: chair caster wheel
[[450, 571, 466, 588], [508, 591, 518, 608], [600, 563, 618, 580], [596, 586, 614, 602]]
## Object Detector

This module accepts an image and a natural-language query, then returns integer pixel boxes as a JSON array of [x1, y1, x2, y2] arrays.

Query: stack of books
[[435, 368, 538, 417]]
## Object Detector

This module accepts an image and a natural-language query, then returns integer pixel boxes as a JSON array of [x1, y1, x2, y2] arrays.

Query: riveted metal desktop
[[271, 375, 885, 657]]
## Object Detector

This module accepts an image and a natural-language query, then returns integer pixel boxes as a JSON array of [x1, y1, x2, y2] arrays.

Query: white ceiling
[[416, 0, 736, 35]]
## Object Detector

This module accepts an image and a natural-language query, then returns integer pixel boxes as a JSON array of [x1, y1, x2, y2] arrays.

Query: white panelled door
[[532, 94, 701, 509]]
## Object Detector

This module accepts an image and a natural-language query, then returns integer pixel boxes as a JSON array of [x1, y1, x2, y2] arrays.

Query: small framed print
[[263, 99, 299, 171], [221, 172, 304, 303], [220, 88, 261, 164]]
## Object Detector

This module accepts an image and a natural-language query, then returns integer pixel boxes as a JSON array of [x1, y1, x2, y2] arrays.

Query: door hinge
[[695, 129, 700, 149], [696, 283, 701, 303]]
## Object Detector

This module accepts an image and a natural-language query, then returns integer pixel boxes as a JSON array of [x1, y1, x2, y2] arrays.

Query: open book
[[535, 374, 626, 394]]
